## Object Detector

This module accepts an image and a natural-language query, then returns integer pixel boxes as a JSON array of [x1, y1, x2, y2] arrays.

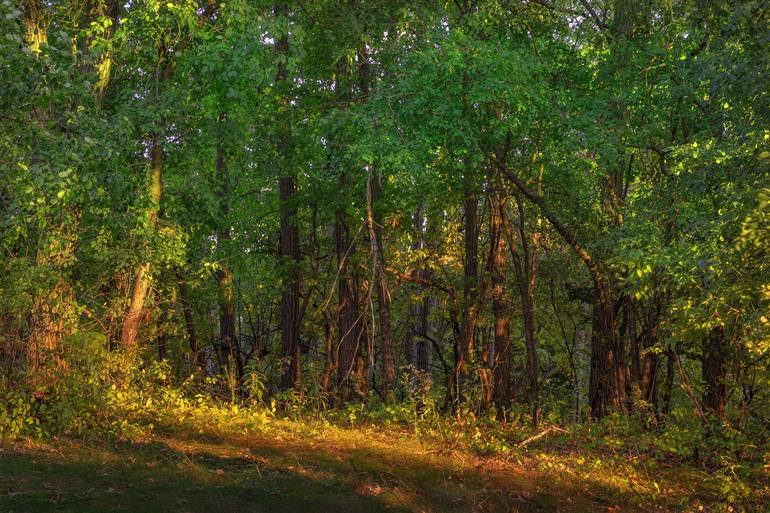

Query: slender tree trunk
[[453, 173, 479, 405], [366, 166, 395, 400], [176, 271, 205, 371], [513, 192, 541, 426], [702, 325, 727, 418], [274, 4, 302, 390], [662, 345, 675, 416], [405, 206, 423, 375], [335, 212, 360, 402], [214, 128, 242, 382], [121, 139, 164, 347], [489, 187, 511, 413]]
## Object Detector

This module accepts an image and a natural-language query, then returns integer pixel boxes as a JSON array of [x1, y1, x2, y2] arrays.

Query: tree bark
[[366, 166, 395, 400], [176, 270, 205, 371], [275, 5, 302, 390], [702, 325, 727, 418], [335, 213, 361, 402], [491, 155, 624, 419], [489, 184, 511, 413], [121, 138, 164, 347], [452, 172, 479, 405], [215, 137, 243, 382], [510, 192, 540, 426]]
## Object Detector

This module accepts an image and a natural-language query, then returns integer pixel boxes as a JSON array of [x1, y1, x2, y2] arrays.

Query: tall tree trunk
[[489, 184, 511, 413], [121, 43, 171, 348], [275, 5, 301, 390], [366, 166, 395, 400], [510, 192, 540, 426], [335, 213, 360, 402], [453, 172, 479, 405], [215, 134, 243, 382], [404, 206, 423, 374]]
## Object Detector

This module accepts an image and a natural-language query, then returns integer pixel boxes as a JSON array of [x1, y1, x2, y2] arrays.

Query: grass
[[0, 415, 732, 513]]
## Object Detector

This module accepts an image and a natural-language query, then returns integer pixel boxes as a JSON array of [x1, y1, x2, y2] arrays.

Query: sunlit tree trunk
[[22, 0, 47, 55], [121, 137, 164, 347]]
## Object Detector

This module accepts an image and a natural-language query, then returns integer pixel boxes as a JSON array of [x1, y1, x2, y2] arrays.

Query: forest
[[1, 0, 769, 511]]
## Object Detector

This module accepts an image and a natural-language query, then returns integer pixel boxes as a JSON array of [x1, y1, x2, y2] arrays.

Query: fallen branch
[[515, 426, 569, 450]]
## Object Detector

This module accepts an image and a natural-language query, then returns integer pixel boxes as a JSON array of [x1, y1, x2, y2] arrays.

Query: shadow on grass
[[0, 439, 404, 513], [0, 425, 669, 513]]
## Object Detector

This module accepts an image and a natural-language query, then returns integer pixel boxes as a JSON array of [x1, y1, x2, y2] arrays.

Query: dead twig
[[514, 426, 569, 451]]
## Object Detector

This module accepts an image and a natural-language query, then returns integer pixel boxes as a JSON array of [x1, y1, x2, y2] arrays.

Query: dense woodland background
[[1, 0, 769, 509]]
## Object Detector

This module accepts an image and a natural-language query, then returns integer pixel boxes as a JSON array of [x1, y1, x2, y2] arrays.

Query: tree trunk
[[662, 345, 674, 416], [366, 166, 395, 400], [453, 173, 479, 405], [275, 6, 302, 390], [702, 325, 727, 418], [176, 271, 205, 371], [335, 213, 361, 402], [22, 0, 47, 54], [121, 139, 164, 347], [215, 136, 243, 382], [588, 289, 627, 418], [489, 184, 511, 412]]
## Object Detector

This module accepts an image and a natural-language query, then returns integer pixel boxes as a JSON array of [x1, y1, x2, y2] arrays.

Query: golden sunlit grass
[[1, 412, 730, 513]]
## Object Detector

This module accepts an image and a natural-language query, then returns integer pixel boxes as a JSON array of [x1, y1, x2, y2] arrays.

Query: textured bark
[[588, 293, 627, 418], [452, 174, 479, 405], [489, 185, 511, 412], [275, 6, 302, 390], [702, 326, 727, 418], [22, 0, 47, 54], [215, 139, 243, 382], [335, 213, 361, 402], [492, 155, 624, 419], [366, 167, 395, 400], [121, 139, 164, 347]]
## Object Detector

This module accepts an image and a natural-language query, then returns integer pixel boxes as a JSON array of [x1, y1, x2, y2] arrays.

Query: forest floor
[[0, 416, 730, 513]]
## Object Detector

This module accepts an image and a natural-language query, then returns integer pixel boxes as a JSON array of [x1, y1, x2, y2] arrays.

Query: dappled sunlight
[[2, 0, 768, 512]]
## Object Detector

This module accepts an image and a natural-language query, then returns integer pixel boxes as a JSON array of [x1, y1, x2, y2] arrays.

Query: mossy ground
[[0, 417, 732, 513]]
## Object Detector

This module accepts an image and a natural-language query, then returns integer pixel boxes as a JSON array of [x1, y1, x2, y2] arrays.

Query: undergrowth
[[1, 334, 767, 512]]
